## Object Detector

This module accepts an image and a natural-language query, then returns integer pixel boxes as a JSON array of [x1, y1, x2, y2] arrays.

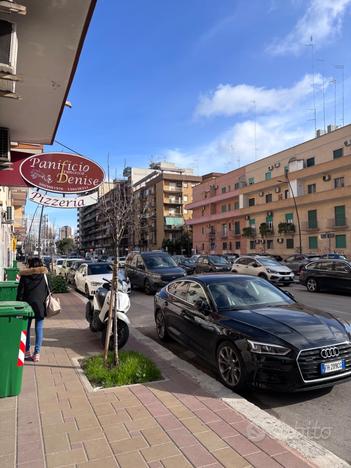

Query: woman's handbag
[[44, 275, 61, 317]]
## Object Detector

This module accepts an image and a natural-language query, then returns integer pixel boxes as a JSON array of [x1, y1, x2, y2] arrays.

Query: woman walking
[[16, 257, 49, 362]]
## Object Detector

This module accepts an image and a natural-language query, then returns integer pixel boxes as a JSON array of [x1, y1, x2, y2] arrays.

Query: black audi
[[154, 274, 351, 392]]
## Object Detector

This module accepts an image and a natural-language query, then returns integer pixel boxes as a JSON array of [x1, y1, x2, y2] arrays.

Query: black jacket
[[16, 267, 49, 320]]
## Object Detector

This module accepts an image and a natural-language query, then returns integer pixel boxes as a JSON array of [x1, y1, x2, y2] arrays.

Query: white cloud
[[267, 0, 351, 56], [195, 74, 324, 118]]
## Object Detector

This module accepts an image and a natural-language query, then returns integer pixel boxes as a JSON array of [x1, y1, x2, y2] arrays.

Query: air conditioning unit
[[268, 165, 274, 171], [275, 187, 281, 193], [267, 211, 273, 217], [327, 124, 336, 133], [0, 2, 26, 15], [319, 233, 327, 239], [245, 215, 250, 220], [259, 191, 264, 197], [323, 175, 331, 181], [344, 139, 351, 147], [274, 162, 280, 168], [277, 238, 284, 244]]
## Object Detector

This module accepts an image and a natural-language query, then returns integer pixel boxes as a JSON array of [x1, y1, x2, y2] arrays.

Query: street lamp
[[278, 175, 302, 254]]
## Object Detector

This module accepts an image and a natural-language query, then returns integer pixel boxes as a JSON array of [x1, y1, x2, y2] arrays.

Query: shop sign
[[20, 152, 104, 194], [29, 190, 98, 209]]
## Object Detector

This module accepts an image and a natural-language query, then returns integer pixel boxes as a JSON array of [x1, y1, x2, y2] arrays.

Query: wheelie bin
[[0, 302, 34, 397], [0, 281, 19, 301], [4, 266, 20, 281]]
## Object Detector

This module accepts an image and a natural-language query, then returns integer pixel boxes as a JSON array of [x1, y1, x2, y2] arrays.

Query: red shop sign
[[19, 152, 105, 194]]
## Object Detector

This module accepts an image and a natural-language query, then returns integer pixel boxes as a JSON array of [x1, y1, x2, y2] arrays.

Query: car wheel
[[144, 279, 154, 295], [85, 284, 90, 297], [101, 320, 129, 350], [216, 341, 247, 391], [258, 273, 268, 280], [232, 269, 238, 273], [155, 309, 169, 341], [306, 277, 319, 293]]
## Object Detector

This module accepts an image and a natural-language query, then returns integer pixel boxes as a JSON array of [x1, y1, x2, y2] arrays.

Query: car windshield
[[208, 277, 293, 310], [183, 258, 195, 265], [209, 255, 229, 265], [143, 254, 177, 268], [56, 260, 63, 265], [257, 257, 282, 267], [88, 264, 113, 275]]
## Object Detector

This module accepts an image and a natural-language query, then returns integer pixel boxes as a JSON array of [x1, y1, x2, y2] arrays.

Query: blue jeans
[[26, 318, 44, 354]]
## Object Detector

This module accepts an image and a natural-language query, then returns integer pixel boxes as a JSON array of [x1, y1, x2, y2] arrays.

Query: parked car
[[75, 262, 131, 297], [173, 256, 196, 275], [53, 258, 65, 275], [232, 256, 294, 285], [224, 254, 240, 264], [320, 253, 347, 260], [60, 258, 83, 279], [125, 251, 186, 294], [42, 256, 52, 272], [283, 254, 320, 274], [67, 260, 90, 285], [300, 259, 351, 293], [154, 274, 351, 392], [194, 255, 232, 273]]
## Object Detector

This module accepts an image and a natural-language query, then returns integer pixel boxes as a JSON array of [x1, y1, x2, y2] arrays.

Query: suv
[[300, 259, 351, 292], [232, 256, 294, 285], [283, 254, 320, 274], [194, 255, 232, 273], [125, 251, 186, 294]]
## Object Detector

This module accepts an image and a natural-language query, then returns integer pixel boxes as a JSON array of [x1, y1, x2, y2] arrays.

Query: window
[[202, 243, 205, 250], [334, 177, 344, 188], [249, 241, 256, 250], [248, 198, 255, 207], [248, 177, 255, 185], [183, 195, 188, 202], [334, 262, 350, 273], [309, 236, 318, 249], [249, 218, 256, 226], [235, 241, 241, 250], [265, 193, 272, 203], [0, 20, 13, 66], [223, 242, 228, 250], [265, 172, 272, 180], [316, 261, 333, 271], [221, 204, 227, 213], [234, 221, 241, 235], [222, 224, 228, 236], [267, 239, 273, 249], [284, 189, 289, 199], [285, 213, 293, 223], [201, 227, 204, 234], [308, 210, 317, 229], [183, 182, 188, 188], [333, 148, 343, 159], [234, 201, 239, 210], [306, 157, 315, 167], [201, 206, 205, 216], [221, 186, 227, 193], [307, 184, 316, 194], [234, 182, 240, 190], [335, 205, 346, 226], [286, 238, 294, 249], [187, 282, 208, 306], [227, 203, 231, 211], [335, 234, 346, 249], [168, 281, 189, 300]]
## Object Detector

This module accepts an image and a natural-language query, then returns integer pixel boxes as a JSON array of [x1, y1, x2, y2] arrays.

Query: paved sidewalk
[[0, 292, 316, 468]]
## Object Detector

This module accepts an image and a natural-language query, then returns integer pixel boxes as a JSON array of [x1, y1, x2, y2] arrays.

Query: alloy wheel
[[217, 343, 242, 388], [155, 311, 168, 341], [306, 278, 318, 292]]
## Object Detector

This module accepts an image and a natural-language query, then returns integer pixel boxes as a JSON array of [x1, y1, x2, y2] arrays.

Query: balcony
[[326, 218, 348, 229], [301, 221, 319, 231], [207, 230, 216, 240], [164, 186, 182, 192], [277, 222, 296, 234], [164, 197, 182, 204], [231, 230, 241, 238], [221, 233, 228, 239], [242, 227, 256, 238]]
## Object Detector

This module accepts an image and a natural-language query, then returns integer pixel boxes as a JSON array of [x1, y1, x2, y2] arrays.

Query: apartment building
[[187, 124, 351, 256], [132, 162, 202, 250]]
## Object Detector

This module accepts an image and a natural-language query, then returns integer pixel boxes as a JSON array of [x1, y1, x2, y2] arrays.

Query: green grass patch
[[81, 351, 162, 388]]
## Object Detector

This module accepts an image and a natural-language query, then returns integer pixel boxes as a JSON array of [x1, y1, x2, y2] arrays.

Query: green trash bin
[[13, 260, 18, 268], [4, 267, 20, 281], [0, 281, 19, 301], [0, 302, 34, 398]]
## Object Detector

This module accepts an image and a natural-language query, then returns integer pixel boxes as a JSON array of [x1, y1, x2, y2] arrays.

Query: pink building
[[186, 168, 247, 255]]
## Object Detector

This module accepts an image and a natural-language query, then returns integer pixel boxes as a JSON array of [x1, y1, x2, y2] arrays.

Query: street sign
[[320, 232, 335, 239], [20, 152, 105, 194], [29, 190, 98, 209]]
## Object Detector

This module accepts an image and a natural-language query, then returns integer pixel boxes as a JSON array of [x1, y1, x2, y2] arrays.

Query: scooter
[[85, 278, 130, 350]]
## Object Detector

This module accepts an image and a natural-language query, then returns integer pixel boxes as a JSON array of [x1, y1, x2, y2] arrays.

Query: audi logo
[[320, 347, 340, 359]]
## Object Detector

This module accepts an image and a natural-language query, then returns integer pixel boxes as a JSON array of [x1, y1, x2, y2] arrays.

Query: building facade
[[59, 225, 73, 240], [187, 124, 351, 257]]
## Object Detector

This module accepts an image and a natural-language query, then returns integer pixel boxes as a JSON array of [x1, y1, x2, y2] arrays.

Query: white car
[[54, 258, 65, 276], [232, 256, 294, 285], [60, 258, 83, 279], [75, 262, 131, 297]]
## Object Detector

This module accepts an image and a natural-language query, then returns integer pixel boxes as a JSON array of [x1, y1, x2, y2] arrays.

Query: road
[[127, 284, 351, 463]]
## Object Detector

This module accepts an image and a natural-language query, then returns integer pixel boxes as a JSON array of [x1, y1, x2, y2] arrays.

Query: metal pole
[[287, 176, 302, 254], [37, 205, 44, 258]]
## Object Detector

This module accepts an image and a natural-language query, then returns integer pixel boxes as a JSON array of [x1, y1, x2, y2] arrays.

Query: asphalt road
[[128, 284, 351, 463]]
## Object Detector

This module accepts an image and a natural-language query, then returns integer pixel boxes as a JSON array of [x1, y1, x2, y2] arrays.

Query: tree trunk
[[113, 255, 119, 366], [103, 260, 116, 365]]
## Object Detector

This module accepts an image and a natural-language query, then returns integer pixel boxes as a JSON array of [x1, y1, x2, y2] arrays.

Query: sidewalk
[[0, 292, 317, 468]]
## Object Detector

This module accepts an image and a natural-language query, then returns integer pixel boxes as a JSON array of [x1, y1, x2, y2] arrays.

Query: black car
[[283, 254, 320, 274], [154, 274, 351, 392], [320, 253, 347, 260], [125, 251, 186, 294], [195, 255, 232, 273], [300, 259, 351, 293], [173, 256, 196, 275]]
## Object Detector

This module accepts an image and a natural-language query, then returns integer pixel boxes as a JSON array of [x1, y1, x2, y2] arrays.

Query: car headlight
[[266, 269, 278, 274], [90, 282, 102, 287], [248, 340, 291, 356]]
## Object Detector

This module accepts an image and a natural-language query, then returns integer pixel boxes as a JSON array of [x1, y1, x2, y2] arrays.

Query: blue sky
[[26, 0, 351, 231]]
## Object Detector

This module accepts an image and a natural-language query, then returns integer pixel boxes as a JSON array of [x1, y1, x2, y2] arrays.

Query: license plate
[[320, 359, 346, 374]]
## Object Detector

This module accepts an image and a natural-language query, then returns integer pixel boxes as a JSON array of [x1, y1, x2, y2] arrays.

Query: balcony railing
[[207, 231, 216, 239], [301, 221, 319, 231], [164, 197, 182, 204], [326, 218, 348, 229], [164, 186, 183, 192], [277, 222, 296, 234]]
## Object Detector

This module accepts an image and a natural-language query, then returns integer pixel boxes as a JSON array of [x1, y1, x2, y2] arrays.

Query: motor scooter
[[85, 278, 130, 349]]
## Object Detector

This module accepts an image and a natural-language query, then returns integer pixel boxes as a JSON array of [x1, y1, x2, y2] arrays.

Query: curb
[[130, 328, 349, 468]]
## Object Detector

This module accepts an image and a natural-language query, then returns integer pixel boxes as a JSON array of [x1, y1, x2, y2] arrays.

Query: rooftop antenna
[[317, 58, 326, 132], [335, 64, 344, 126], [330, 78, 337, 127], [252, 100, 257, 160], [229, 144, 240, 168], [306, 36, 317, 132]]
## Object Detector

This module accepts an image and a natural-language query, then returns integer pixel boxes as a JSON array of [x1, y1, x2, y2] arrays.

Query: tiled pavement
[[0, 292, 316, 468]]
